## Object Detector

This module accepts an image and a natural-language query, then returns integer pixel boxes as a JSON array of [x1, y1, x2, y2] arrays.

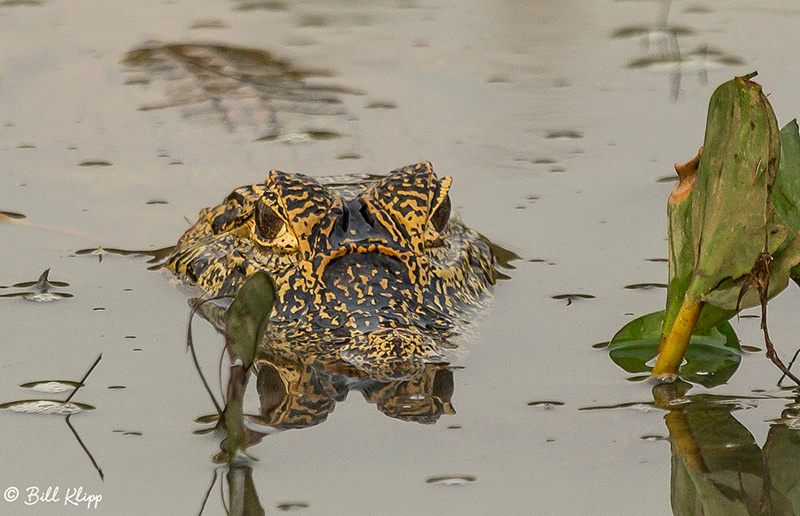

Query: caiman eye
[[430, 194, 451, 232], [255, 202, 286, 240]]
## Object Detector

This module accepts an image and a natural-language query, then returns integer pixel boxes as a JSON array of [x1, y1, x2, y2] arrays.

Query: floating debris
[[1, 269, 73, 301], [78, 160, 113, 167], [188, 18, 230, 30], [336, 152, 362, 160], [233, 1, 289, 12], [486, 75, 511, 84], [365, 100, 397, 109], [552, 293, 596, 306], [623, 283, 668, 290], [526, 401, 565, 410], [546, 130, 583, 140], [611, 25, 695, 39], [0, 400, 94, 415], [11, 269, 68, 288], [75, 246, 174, 265], [15, 142, 36, 149], [19, 381, 83, 393], [277, 502, 310, 511], [578, 401, 656, 412], [0, 210, 26, 220], [627, 47, 744, 72], [426, 475, 476, 486], [145, 199, 169, 205], [0, 0, 47, 6], [592, 341, 610, 350]]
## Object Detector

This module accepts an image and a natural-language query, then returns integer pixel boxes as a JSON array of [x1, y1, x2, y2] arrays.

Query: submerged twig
[[779, 347, 800, 387], [65, 415, 104, 481], [64, 353, 103, 403], [197, 467, 220, 516], [186, 296, 233, 415]]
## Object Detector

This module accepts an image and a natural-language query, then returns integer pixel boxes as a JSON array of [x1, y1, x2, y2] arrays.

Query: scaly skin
[[167, 162, 497, 382]]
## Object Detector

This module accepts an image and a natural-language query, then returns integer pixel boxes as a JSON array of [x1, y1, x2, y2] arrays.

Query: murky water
[[4, 0, 800, 514]]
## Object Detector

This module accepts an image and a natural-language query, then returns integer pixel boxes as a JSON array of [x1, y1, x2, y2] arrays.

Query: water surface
[[3, 0, 800, 514]]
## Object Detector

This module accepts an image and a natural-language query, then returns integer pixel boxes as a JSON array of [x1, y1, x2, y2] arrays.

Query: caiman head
[[167, 162, 496, 381]]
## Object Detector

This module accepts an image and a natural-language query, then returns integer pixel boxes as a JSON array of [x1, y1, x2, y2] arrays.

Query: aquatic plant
[[609, 73, 800, 385]]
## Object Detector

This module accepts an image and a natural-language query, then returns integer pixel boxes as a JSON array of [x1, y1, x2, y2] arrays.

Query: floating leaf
[[609, 311, 741, 387]]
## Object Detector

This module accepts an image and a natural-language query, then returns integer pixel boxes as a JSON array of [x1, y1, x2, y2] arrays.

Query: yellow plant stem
[[651, 300, 703, 380]]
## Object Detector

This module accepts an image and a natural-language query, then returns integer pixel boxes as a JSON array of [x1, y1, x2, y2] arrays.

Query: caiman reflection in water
[[167, 162, 497, 426]]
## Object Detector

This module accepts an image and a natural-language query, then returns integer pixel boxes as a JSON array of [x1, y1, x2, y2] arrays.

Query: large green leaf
[[225, 272, 276, 370], [608, 311, 741, 386], [664, 154, 735, 335], [774, 120, 800, 238], [687, 74, 785, 309]]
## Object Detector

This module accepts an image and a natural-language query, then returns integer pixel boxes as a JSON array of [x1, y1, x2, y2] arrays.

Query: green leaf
[[687, 75, 784, 307], [774, 119, 800, 238], [608, 311, 741, 387], [225, 272, 276, 370]]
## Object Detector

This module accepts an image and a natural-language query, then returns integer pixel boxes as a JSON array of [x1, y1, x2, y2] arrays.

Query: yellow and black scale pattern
[[167, 162, 497, 380]]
